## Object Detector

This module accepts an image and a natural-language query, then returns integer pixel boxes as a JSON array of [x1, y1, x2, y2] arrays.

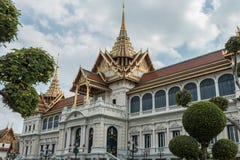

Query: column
[[140, 95, 143, 115], [215, 79, 220, 96], [81, 125, 86, 148], [86, 83, 90, 104], [31, 138, 39, 157], [73, 85, 79, 106], [57, 128, 65, 154], [139, 128, 143, 148], [166, 89, 169, 111], [152, 92, 156, 113], [166, 126, 170, 147], [65, 128, 71, 150], [152, 129, 156, 148], [19, 141, 24, 155], [197, 83, 201, 101]]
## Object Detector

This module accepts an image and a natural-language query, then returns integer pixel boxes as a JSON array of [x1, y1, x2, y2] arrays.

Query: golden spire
[[119, 0, 127, 36], [44, 54, 64, 102], [110, 0, 135, 59]]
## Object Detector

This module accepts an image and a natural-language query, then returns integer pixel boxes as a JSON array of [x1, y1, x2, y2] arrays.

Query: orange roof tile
[[83, 69, 105, 84], [43, 95, 84, 116], [139, 50, 225, 83], [128, 50, 231, 94]]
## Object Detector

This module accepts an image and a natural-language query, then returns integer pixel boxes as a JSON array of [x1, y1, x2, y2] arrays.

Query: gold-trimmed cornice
[[128, 60, 231, 95], [143, 59, 228, 85]]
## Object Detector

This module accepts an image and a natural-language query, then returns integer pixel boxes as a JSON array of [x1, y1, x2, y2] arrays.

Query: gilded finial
[[56, 53, 60, 68], [121, 0, 126, 30], [6, 122, 9, 129], [119, 0, 127, 36], [236, 26, 240, 36]]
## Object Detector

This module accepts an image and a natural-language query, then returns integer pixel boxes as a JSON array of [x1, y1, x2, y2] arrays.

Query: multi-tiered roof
[[70, 1, 154, 103]]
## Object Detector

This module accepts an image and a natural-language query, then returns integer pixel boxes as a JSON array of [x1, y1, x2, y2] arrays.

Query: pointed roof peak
[[45, 65, 63, 98], [119, 0, 127, 37]]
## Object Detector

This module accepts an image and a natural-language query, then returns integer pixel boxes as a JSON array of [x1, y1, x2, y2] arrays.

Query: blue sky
[[0, 0, 240, 133]]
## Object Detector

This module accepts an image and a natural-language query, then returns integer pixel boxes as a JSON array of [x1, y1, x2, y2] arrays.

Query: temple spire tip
[[119, 0, 127, 36]]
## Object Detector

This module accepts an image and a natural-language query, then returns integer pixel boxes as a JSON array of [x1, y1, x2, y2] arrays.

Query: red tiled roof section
[[55, 95, 83, 108], [43, 95, 84, 116], [140, 50, 225, 83], [83, 70, 105, 84]]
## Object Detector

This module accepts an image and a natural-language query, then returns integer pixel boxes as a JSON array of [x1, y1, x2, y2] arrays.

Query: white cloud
[[0, 100, 23, 134], [153, 60, 165, 69]]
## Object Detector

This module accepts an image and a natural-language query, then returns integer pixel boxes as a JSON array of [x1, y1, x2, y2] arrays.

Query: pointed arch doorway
[[106, 126, 118, 156]]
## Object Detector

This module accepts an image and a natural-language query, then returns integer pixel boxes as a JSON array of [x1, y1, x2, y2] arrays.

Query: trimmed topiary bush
[[182, 101, 226, 144], [225, 36, 240, 53], [209, 96, 229, 111], [182, 101, 227, 159], [169, 135, 199, 159], [212, 139, 238, 160], [175, 89, 192, 107]]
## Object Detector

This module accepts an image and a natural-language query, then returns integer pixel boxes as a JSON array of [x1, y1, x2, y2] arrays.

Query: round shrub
[[209, 96, 229, 111], [169, 135, 199, 159], [212, 139, 238, 160], [0, 0, 20, 43], [182, 101, 226, 144], [225, 36, 240, 53], [175, 89, 192, 107]]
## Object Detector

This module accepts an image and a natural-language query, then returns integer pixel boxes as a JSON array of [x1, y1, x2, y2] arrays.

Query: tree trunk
[[201, 143, 208, 160], [233, 52, 240, 89]]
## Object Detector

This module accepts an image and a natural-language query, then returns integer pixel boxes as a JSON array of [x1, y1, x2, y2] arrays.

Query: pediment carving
[[66, 111, 85, 121]]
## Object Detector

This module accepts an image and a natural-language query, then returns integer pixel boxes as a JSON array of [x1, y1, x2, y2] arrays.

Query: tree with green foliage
[[169, 135, 200, 160], [0, 48, 55, 117], [212, 139, 238, 160], [0, 0, 20, 44], [0, 0, 55, 117], [210, 96, 240, 131], [225, 34, 240, 89], [175, 89, 192, 107], [209, 96, 228, 111], [182, 101, 226, 160]]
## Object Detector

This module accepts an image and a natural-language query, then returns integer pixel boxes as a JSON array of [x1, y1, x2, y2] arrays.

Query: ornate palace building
[[0, 126, 19, 159], [19, 2, 240, 160]]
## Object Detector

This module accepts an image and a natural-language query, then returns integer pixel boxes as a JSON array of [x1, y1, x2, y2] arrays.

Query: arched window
[[168, 86, 180, 106], [218, 74, 235, 96], [130, 96, 140, 113], [184, 83, 198, 101], [142, 93, 153, 111], [107, 126, 117, 156], [155, 90, 166, 108], [53, 115, 59, 128], [200, 78, 216, 99], [75, 128, 81, 147], [88, 128, 94, 153], [48, 117, 53, 129], [42, 118, 47, 130]]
